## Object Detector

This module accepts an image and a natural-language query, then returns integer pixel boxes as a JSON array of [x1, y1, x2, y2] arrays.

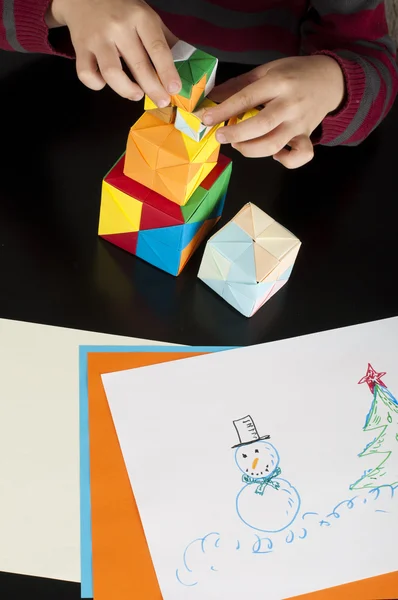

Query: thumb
[[273, 135, 314, 169]]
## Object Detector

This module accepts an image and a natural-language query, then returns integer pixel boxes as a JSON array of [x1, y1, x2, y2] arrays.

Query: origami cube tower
[[98, 41, 232, 276], [124, 111, 222, 206], [197, 203, 301, 317], [99, 153, 232, 276]]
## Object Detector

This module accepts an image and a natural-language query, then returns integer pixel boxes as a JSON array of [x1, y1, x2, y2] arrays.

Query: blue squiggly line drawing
[[201, 532, 220, 553], [326, 496, 358, 519], [369, 486, 381, 500], [319, 520, 331, 527], [176, 569, 198, 587], [299, 528, 307, 539], [182, 532, 220, 574], [177, 532, 221, 587], [369, 484, 397, 501], [302, 512, 318, 520], [183, 544, 193, 573], [286, 530, 294, 543], [177, 481, 398, 586], [252, 535, 273, 554]]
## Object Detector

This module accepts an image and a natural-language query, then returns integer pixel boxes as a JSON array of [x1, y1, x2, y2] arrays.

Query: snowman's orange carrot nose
[[252, 458, 259, 470]]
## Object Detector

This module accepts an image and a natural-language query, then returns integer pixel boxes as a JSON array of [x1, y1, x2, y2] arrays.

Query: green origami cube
[[170, 41, 218, 112]]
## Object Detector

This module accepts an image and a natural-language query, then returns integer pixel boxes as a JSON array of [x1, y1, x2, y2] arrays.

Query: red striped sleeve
[[0, 0, 73, 55], [340, 44, 397, 145], [302, 0, 398, 145], [156, 9, 299, 55], [0, 1, 13, 50], [306, 4, 389, 48]]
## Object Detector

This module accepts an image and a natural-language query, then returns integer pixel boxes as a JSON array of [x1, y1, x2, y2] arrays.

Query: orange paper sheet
[[88, 352, 398, 600]]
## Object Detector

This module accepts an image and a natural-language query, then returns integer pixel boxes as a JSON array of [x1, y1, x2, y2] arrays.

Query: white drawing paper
[[102, 317, 398, 600], [0, 318, 168, 582]]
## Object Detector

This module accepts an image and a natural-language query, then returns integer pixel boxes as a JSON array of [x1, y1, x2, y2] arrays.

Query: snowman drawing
[[232, 415, 301, 533]]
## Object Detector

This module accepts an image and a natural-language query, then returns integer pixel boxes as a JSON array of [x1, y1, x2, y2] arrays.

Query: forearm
[[302, 0, 398, 146], [0, 0, 72, 55]]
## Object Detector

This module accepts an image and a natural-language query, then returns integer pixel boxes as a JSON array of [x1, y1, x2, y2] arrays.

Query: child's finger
[[273, 135, 314, 169], [138, 22, 181, 95], [216, 102, 285, 144], [75, 49, 106, 91], [232, 123, 297, 158], [202, 78, 275, 127], [95, 43, 144, 100], [117, 33, 170, 107]]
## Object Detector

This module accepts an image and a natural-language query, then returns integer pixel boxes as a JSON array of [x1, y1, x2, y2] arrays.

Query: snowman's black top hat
[[232, 415, 270, 448]]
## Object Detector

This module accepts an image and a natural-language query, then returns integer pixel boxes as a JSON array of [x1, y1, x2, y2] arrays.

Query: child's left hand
[[203, 56, 345, 168]]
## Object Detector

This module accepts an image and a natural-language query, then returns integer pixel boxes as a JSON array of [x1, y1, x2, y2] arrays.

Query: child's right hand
[[46, 0, 181, 105]]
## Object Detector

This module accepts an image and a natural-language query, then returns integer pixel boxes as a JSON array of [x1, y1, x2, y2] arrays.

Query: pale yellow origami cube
[[198, 203, 301, 317]]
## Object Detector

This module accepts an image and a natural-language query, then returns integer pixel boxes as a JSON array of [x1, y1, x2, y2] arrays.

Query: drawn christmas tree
[[350, 364, 398, 490]]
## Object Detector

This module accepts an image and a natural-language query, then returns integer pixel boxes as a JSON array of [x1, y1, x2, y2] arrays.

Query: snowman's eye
[[242, 453, 247, 458], [255, 449, 259, 453]]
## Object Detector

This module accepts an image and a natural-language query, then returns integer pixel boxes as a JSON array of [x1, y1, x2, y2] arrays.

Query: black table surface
[[1, 50, 397, 599]]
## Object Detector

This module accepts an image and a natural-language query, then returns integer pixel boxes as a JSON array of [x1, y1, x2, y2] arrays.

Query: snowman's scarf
[[242, 467, 282, 495]]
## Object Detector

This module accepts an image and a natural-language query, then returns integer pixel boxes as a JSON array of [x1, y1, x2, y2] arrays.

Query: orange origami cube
[[124, 112, 222, 206]]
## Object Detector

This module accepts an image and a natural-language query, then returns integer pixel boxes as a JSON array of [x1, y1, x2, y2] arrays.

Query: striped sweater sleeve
[[301, 0, 398, 146], [0, 0, 72, 55]]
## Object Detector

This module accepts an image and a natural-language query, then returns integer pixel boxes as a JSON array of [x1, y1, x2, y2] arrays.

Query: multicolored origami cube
[[175, 98, 217, 142], [169, 41, 218, 112], [124, 111, 222, 206], [99, 154, 232, 276], [197, 203, 301, 317]]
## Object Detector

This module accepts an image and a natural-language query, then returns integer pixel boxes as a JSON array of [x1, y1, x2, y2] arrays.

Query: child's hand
[[47, 0, 181, 106], [203, 56, 345, 168]]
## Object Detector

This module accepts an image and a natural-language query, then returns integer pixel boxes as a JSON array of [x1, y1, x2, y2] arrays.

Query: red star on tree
[[358, 363, 387, 393]]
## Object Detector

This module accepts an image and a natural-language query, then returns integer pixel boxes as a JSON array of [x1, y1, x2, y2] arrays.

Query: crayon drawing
[[176, 363, 398, 588], [101, 319, 398, 600]]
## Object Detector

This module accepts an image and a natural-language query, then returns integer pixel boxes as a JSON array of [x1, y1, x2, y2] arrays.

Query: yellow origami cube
[[228, 107, 261, 127]]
